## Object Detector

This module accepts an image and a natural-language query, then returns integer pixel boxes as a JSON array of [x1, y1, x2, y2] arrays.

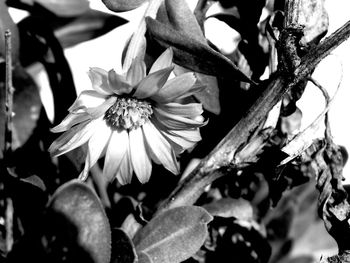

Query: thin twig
[[156, 18, 350, 215], [4, 29, 14, 159], [308, 77, 332, 140], [5, 198, 14, 253], [3, 29, 15, 255]]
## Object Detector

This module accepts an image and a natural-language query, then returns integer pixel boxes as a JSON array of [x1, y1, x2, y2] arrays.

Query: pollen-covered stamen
[[104, 97, 153, 130]]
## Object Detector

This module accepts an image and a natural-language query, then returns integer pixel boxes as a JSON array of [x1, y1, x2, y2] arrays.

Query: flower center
[[104, 97, 153, 130]]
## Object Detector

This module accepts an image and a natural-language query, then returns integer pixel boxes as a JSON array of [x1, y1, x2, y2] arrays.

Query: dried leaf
[[133, 206, 212, 263], [280, 79, 340, 165], [146, 17, 253, 83], [202, 198, 253, 220], [102, 0, 147, 12], [112, 228, 137, 263], [47, 180, 111, 263]]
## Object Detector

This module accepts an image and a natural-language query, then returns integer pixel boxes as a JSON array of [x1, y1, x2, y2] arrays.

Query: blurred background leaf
[[133, 206, 212, 263]]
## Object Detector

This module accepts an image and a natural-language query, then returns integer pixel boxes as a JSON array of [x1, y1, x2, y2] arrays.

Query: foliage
[[0, 0, 350, 262]]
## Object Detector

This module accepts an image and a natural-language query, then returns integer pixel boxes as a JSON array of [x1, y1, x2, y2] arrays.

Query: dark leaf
[[163, 0, 206, 43], [112, 228, 137, 263], [146, 17, 253, 83], [133, 206, 212, 263], [193, 0, 214, 31], [174, 65, 221, 115], [35, 0, 89, 17], [53, 9, 128, 49], [211, 0, 268, 81], [203, 198, 253, 220], [0, 65, 42, 158], [194, 73, 221, 114], [18, 16, 76, 124], [20, 174, 46, 192], [159, 0, 221, 114], [47, 180, 111, 263], [101, 0, 147, 12]]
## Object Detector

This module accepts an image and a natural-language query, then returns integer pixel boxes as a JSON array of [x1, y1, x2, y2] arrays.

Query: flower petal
[[129, 128, 152, 183], [159, 102, 203, 118], [51, 112, 91, 133], [126, 56, 146, 86], [142, 121, 179, 174], [86, 96, 117, 119], [175, 83, 206, 100], [160, 128, 202, 154], [116, 142, 134, 185], [103, 129, 129, 183], [49, 119, 98, 157], [79, 119, 112, 180], [88, 67, 113, 95], [153, 107, 206, 130], [149, 48, 173, 74], [151, 72, 196, 103], [68, 90, 107, 113], [134, 66, 174, 99], [108, 69, 133, 95]]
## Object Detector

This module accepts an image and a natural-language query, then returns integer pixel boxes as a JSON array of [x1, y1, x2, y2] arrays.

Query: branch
[[156, 18, 350, 215], [3, 29, 14, 255], [4, 29, 14, 160]]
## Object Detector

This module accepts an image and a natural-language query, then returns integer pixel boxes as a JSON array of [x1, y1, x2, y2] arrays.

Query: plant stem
[[3, 29, 15, 255], [5, 198, 13, 253], [4, 29, 14, 159], [156, 18, 350, 215]]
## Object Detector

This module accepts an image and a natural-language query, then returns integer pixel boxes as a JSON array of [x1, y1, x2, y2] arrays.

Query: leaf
[[158, 0, 221, 114], [20, 174, 46, 192], [133, 206, 212, 263], [47, 180, 111, 263], [280, 76, 341, 165], [163, 0, 206, 43], [35, 0, 90, 17], [121, 214, 143, 240], [0, 65, 42, 158], [18, 15, 77, 124], [202, 198, 253, 220], [101, 0, 147, 12], [137, 252, 152, 263], [146, 17, 253, 83], [174, 65, 221, 115], [54, 9, 128, 49], [112, 228, 137, 263]]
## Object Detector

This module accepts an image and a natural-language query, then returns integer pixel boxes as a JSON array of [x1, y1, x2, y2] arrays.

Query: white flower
[[49, 48, 206, 184]]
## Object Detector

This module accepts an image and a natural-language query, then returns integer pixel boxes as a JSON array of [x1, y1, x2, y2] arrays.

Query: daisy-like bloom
[[49, 48, 206, 184]]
